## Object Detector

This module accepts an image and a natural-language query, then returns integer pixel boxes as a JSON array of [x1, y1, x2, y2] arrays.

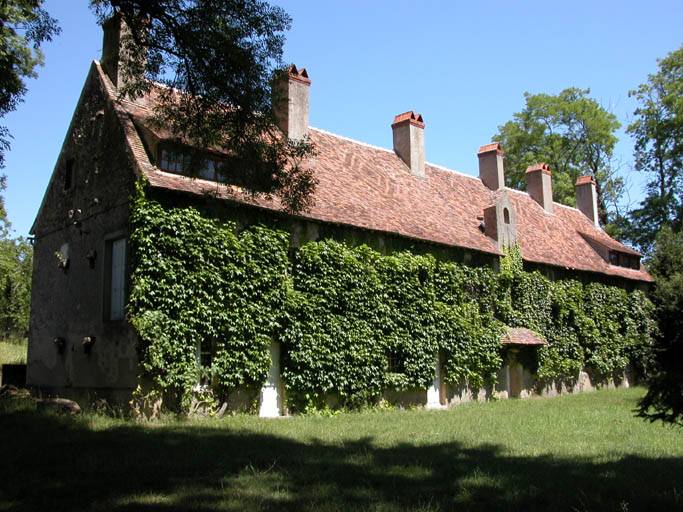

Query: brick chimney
[[392, 111, 425, 178], [575, 175, 599, 227], [100, 13, 147, 88], [101, 15, 124, 86], [478, 143, 505, 191], [526, 163, 553, 214], [101, 13, 146, 90], [272, 65, 311, 140]]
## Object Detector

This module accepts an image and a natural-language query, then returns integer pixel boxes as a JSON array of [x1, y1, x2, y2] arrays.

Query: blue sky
[[2, 0, 682, 237]]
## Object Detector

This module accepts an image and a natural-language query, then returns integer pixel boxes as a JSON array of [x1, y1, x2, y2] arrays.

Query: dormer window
[[160, 149, 190, 174], [199, 159, 215, 180], [609, 251, 618, 265], [609, 250, 641, 270], [578, 231, 642, 270], [159, 147, 226, 183]]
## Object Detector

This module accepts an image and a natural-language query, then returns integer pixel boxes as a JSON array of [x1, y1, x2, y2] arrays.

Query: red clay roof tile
[[502, 327, 547, 345], [94, 62, 652, 283]]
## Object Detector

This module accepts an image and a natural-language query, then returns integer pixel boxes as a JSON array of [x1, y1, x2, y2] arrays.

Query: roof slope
[[93, 61, 652, 283]]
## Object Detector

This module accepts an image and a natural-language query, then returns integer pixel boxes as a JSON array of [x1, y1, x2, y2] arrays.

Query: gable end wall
[[27, 64, 139, 402]]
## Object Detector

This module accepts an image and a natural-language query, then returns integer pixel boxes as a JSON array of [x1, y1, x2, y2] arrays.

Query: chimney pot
[[272, 64, 311, 140], [526, 163, 553, 213], [478, 142, 505, 190], [575, 175, 599, 227], [392, 111, 425, 178]]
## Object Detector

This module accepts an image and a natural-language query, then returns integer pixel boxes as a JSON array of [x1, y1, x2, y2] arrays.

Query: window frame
[[158, 145, 226, 183], [608, 250, 641, 270], [103, 233, 127, 322]]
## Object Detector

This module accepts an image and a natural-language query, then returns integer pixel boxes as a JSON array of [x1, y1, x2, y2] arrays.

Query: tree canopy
[[90, 0, 317, 213], [0, 1, 60, 168], [629, 45, 683, 426], [0, 177, 32, 338], [625, 44, 683, 254], [637, 227, 683, 426], [492, 88, 622, 230]]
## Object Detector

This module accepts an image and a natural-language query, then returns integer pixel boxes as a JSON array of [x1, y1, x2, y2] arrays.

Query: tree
[[625, 45, 682, 254], [493, 88, 622, 230], [0, 1, 60, 168], [90, 0, 317, 213], [637, 227, 683, 426], [627, 45, 683, 426], [0, 176, 32, 338]]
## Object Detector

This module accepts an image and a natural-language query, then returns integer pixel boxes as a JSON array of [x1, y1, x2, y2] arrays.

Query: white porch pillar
[[259, 340, 284, 417], [426, 354, 445, 409]]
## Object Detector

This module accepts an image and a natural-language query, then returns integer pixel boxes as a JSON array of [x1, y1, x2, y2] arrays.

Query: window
[[159, 147, 226, 182], [64, 159, 74, 190], [609, 250, 641, 270], [503, 207, 510, 224], [609, 251, 618, 265], [104, 237, 126, 321], [199, 159, 215, 180], [196, 339, 214, 386], [387, 350, 404, 374], [160, 149, 190, 174]]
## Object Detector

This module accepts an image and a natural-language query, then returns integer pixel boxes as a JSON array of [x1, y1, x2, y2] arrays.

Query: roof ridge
[[505, 186, 600, 217], [309, 126, 395, 155], [424, 162, 478, 180], [310, 127, 476, 179]]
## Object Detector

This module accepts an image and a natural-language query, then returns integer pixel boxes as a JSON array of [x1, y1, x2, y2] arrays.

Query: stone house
[[27, 21, 652, 414]]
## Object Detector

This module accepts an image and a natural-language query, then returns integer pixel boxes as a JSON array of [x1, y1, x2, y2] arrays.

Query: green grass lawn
[[0, 337, 27, 365], [0, 387, 681, 511]]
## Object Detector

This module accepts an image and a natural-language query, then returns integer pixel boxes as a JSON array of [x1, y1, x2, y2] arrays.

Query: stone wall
[[27, 65, 138, 402]]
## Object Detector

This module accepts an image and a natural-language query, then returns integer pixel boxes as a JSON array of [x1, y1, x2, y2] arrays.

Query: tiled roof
[[93, 61, 653, 283], [501, 327, 547, 346], [577, 230, 642, 257]]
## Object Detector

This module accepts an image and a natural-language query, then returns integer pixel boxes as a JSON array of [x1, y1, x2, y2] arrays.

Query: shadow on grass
[[0, 401, 681, 512]]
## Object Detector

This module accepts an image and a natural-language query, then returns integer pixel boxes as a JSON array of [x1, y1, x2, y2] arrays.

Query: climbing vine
[[128, 193, 656, 412], [128, 189, 290, 407]]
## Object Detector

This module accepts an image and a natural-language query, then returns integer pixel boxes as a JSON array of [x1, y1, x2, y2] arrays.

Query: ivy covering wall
[[128, 194, 656, 411], [129, 193, 290, 404]]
